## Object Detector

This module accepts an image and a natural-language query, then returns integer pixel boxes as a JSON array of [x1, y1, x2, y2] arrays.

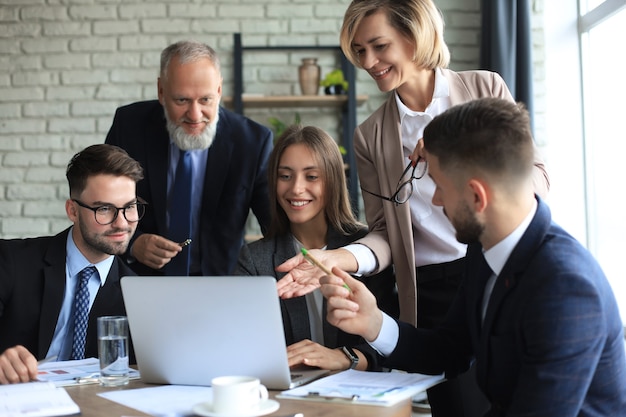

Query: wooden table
[[65, 379, 413, 417]]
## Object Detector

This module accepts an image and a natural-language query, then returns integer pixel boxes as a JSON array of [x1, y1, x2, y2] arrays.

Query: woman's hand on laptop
[[287, 340, 366, 371]]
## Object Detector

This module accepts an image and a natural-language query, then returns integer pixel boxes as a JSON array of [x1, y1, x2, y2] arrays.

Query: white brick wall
[[0, 0, 543, 238]]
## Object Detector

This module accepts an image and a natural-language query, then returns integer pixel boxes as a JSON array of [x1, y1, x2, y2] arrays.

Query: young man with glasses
[[0, 144, 144, 384]]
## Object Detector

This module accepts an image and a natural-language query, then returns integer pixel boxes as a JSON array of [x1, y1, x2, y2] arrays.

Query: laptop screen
[[121, 275, 326, 389]]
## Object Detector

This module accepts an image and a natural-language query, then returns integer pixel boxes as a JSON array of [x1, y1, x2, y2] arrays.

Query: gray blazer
[[235, 226, 398, 370]]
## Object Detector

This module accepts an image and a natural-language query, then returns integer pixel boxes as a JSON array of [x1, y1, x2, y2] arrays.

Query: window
[[544, 0, 626, 323], [579, 1, 626, 322]]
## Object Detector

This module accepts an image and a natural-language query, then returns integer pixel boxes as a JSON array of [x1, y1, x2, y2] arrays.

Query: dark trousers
[[417, 259, 490, 417]]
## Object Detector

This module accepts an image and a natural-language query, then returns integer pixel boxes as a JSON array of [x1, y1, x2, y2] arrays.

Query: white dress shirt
[[345, 68, 464, 273], [371, 199, 538, 356]]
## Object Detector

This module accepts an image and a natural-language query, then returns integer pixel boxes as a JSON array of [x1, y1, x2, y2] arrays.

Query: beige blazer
[[354, 69, 549, 325]]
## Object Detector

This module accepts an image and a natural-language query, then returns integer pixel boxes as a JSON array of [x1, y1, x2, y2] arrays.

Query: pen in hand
[[300, 247, 351, 292]]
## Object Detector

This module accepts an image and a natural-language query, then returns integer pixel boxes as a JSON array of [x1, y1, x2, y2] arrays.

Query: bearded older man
[[106, 40, 272, 277]]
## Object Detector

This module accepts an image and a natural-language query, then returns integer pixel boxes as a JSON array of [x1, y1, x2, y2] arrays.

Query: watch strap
[[341, 346, 359, 370]]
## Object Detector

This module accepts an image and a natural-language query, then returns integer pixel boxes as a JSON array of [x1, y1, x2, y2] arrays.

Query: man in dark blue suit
[[106, 40, 272, 277], [321, 98, 626, 416]]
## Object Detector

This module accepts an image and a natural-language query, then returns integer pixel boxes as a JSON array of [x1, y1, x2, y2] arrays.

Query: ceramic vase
[[298, 58, 320, 95]]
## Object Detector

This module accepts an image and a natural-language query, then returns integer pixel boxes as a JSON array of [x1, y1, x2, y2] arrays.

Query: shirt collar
[[66, 227, 112, 286], [484, 198, 538, 276], [395, 67, 450, 119]]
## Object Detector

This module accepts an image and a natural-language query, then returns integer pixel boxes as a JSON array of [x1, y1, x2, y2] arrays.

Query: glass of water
[[97, 315, 129, 386]]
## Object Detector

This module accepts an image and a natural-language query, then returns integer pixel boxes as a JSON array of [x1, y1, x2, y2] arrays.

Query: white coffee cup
[[211, 376, 269, 414]]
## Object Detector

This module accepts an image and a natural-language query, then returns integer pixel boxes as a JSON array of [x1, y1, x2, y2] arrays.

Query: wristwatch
[[341, 346, 359, 370]]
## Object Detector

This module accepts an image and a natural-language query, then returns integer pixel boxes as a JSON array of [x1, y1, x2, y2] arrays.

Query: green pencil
[[301, 247, 351, 292]]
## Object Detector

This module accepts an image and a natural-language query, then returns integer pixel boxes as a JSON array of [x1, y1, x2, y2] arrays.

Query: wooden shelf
[[222, 94, 368, 108], [231, 34, 363, 214]]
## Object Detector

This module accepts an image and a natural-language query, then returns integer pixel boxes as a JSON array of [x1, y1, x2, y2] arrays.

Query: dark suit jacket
[[105, 100, 272, 276], [0, 228, 135, 362], [384, 197, 626, 416], [235, 226, 398, 371]]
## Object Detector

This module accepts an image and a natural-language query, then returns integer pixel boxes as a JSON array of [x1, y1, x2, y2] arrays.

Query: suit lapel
[[201, 108, 235, 225], [445, 69, 477, 105], [84, 259, 124, 357], [274, 236, 310, 344], [380, 96, 417, 322], [478, 198, 551, 384], [38, 230, 70, 359], [145, 107, 170, 232]]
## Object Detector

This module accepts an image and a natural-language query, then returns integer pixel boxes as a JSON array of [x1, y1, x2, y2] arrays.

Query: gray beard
[[165, 110, 220, 151]]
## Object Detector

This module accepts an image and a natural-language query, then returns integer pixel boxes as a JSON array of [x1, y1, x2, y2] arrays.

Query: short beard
[[78, 218, 132, 256], [452, 201, 484, 244], [165, 109, 220, 151]]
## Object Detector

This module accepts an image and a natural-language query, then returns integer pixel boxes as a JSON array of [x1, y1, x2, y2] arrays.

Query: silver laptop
[[120, 275, 329, 390]]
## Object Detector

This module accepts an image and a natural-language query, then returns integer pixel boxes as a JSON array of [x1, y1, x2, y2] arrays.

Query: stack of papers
[[277, 369, 444, 407], [0, 382, 79, 417], [38, 358, 139, 386]]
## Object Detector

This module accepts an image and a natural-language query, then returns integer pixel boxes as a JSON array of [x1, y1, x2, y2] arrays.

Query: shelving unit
[[222, 94, 368, 108], [231, 33, 365, 214]]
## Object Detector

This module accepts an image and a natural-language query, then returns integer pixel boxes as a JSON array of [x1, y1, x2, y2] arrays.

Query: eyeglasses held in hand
[[72, 198, 147, 225], [361, 157, 427, 206]]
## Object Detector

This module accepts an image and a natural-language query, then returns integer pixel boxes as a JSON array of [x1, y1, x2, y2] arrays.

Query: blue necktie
[[71, 266, 96, 360], [167, 150, 192, 275]]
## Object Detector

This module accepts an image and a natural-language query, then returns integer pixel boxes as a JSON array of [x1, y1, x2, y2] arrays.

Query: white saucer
[[192, 399, 280, 417]]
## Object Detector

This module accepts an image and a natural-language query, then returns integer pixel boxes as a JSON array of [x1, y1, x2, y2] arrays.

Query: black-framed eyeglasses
[[72, 198, 147, 225], [361, 157, 427, 206]]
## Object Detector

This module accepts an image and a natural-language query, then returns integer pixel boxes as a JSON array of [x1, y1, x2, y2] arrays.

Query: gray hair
[[160, 40, 221, 80]]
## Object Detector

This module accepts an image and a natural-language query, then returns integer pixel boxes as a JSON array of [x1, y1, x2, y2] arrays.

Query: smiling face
[[351, 10, 418, 93], [158, 56, 222, 150], [66, 174, 139, 264], [276, 143, 327, 231]]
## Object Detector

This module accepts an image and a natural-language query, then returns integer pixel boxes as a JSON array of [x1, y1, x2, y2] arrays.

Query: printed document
[[277, 369, 444, 407]]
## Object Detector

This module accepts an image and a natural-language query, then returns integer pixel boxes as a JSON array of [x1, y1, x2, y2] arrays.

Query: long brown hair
[[267, 125, 362, 239]]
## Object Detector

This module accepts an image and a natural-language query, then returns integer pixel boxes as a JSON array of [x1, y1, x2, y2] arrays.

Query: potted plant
[[268, 113, 301, 141], [320, 69, 349, 95]]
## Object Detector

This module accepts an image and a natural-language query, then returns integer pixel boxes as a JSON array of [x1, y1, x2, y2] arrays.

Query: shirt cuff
[[368, 312, 399, 357], [344, 243, 377, 275]]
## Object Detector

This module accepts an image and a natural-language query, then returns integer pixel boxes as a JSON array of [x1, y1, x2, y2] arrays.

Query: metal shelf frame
[[232, 33, 361, 214]]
